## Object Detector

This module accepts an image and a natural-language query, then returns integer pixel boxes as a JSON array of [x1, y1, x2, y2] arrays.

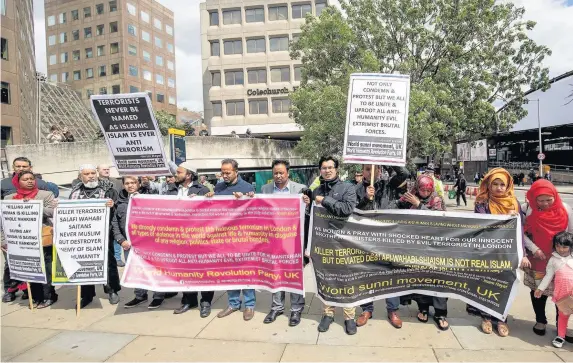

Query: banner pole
[[26, 283, 34, 311], [76, 286, 81, 317], [369, 164, 376, 200]]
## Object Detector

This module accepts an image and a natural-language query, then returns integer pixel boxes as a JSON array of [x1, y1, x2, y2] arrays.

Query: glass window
[[141, 10, 149, 23], [143, 50, 151, 62], [142, 30, 150, 42], [222, 9, 241, 25], [271, 67, 290, 82], [110, 42, 119, 54], [156, 93, 164, 103], [168, 78, 175, 88], [0, 38, 6, 60], [129, 65, 138, 76], [245, 7, 264, 23], [167, 60, 174, 70], [249, 99, 268, 115], [59, 32, 67, 43], [316, 1, 327, 16], [292, 4, 311, 19], [112, 84, 120, 94], [49, 54, 57, 65], [156, 74, 164, 84], [111, 63, 120, 75], [99, 86, 107, 94], [73, 70, 81, 81], [72, 29, 80, 40], [211, 72, 221, 87], [143, 70, 152, 81], [97, 45, 105, 56], [269, 36, 288, 52], [61, 72, 69, 82], [96, 3, 104, 15], [86, 89, 94, 98], [59, 12, 66, 24], [48, 35, 56, 46], [212, 102, 222, 117], [109, 1, 117, 12], [110, 21, 118, 33], [294, 65, 301, 81], [226, 101, 244, 116], [73, 50, 80, 61], [210, 41, 220, 56], [129, 85, 139, 93], [85, 47, 93, 58], [84, 7, 91, 18], [169, 96, 176, 105], [223, 39, 242, 55], [167, 43, 174, 53], [209, 11, 219, 26], [86, 68, 94, 79], [71, 10, 79, 21], [127, 3, 136, 16], [154, 18, 162, 30], [96, 24, 104, 36], [268, 5, 287, 21], [166, 25, 173, 36], [47, 15, 56, 26], [272, 98, 291, 113], [98, 65, 106, 76], [128, 44, 137, 56], [155, 36, 162, 48], [225, 70, 244, 86], [155, 55, 163, 66], [84, 27, 92, 38], [50, 74, 58, 82], [248, 69, 266, 84], [128, 24, 136, 36], [246, 38, 265, 53], [60, 52, 68, 63]]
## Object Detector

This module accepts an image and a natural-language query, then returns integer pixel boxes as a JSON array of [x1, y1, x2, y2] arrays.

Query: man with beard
[[168, 162, 213, 317], [69, 164, 120, 308], [354, 164, 409, 330]]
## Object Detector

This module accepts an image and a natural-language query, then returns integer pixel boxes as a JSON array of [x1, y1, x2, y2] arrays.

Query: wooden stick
[[76, 285, 81, 317], [369, 164, 376, 200], [26, 282, 34, 312]]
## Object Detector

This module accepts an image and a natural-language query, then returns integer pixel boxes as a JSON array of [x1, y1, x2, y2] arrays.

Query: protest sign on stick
[[90, 92, 170, 176]]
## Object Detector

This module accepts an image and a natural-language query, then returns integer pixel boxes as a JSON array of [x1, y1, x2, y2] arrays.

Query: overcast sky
[[33, 0, 572, 129]]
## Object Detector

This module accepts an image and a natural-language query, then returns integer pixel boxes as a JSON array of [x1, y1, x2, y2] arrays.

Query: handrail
[[489, 161, 573, 171]]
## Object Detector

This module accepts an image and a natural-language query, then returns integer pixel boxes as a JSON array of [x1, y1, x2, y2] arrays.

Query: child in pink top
[[535, 231, 573, 348]]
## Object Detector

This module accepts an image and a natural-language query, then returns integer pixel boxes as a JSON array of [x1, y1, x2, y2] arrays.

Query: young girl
[[535, 231, 573, 348]]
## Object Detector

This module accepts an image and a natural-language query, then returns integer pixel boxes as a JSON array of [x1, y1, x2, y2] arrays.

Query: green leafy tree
[[154, 110, 177, 136], [290, 0, 551, 161]]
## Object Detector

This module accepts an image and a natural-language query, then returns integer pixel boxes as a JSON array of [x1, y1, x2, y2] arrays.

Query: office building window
[[110, 42, 119, 54], [72, 29, 80, 40], [210, 41, 220, 56], [84, 7, 91, 18], [85, 47, 93, 58], [129, 65, 138, 76], [129, 85, 139, 93], [247, 69, 266, 84], [246, 7, 264, 23], [49, 54, 57, 65], [142, 30, 150, 42], [60, 52, 68, 63], [223, 39, 242, 55], [96, 24, 104, 36], [212, 102, 222, 117], [71, 10, 79, 21], [141, 10, 149, 23], [128, 44, 137, 56], [156, 74, 164, 84], [109, 1, 117, 12], [86, 68, 94, 79], [61, 72, 69, 82], [271, 67, 290, 82], [155, 55, 163, 66], [73, 50, 80, 60], [294, 66, 302, 81], [84, 27, 92, 38], [47, 15, 56, 26], [50, 74, 58, 82], [127, 3, 136, 16], [87, 89, 94, 98], [316, 1, 327, 16], [0, 82, 9, 104], [127, 24, 136, 36], [59, 12, 66, 24], [272, 98, 291, 113], [48, 35, 56, 46], [222, 9, 241, 25], [143, 50, 151, 62], [226, 101, 245, 116], [60, 32, 67, 43], [96, 3, 104, 15], [110, 21, 118, 33], [100, 86, 107, 94], [249, 100, 268, 115], [269, 36, 288, 52], [169, 96, 176, 105], [155, 36, 162, 48], [268, 5, 287, 21], [73, 70, 81, 81], [225, 70, 244, 86], [292, 4, 311, 18], [167, 60, 174, 70], [156, 93, 164, 103], [99, 65, 106, 76], [246, 38, 265, 53], [166, 25, 173, 36], [111, 63, 120, 75], [168, 78, 175, 88], [97, 45, 105, 56], [167, 43, 174, 53], [112, 85, 120, 94], [209, 11, 219, 26], [143, 70, 152, 81], [211, 72, 221, 87], [154, 18, 162, 30]]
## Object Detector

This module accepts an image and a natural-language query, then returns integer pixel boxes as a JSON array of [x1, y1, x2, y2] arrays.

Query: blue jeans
[[361, 297, 400, 314], [113, 241, 122, 261], [227, 289, 256, 309]]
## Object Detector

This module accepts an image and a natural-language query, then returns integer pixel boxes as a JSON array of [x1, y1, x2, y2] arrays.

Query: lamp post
[[529, 99, 543, 177]]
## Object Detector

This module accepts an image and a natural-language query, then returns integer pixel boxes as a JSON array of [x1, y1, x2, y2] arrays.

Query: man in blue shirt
[[208, 159, 257, 321]]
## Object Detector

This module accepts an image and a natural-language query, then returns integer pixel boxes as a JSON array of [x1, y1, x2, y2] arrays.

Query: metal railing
[[489, 161, 572, 172]]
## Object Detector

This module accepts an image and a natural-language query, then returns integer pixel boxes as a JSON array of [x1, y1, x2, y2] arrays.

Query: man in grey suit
[[262, 159, 306, 327]]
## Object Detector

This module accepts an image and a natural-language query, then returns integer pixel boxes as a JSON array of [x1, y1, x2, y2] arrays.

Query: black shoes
[[164, 292, 178, 299], [264, 310, 283, 324], [2, 292, 15, 303], [124, 297, 148, 308], [80, 298, 93, 309], [289, 311, 302, 327], [345, 319, 357, 335], [148, 298, 164, 309], [108, 292, 120, 305], [318, 315, 334, 332], [200, 302, 211, 318], [173, 303, 197, 315]]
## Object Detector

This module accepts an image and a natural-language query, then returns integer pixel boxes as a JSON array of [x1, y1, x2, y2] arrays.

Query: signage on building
[[168, 128, 187, 165], [246, 86, 299, 97], [489, 148, 497, 157]]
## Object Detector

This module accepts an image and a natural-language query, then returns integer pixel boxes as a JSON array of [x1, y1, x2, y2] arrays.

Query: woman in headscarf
[[523, 179, 572, 336], [467, 167, 522, 337], [5, 171, 58, 309], [397, 175, 449, 330]]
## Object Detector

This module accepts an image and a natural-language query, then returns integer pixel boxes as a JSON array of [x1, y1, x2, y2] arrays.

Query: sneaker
[[124, 297, 147, 308], [2, 292, 16, 303], [318, 315, 334, 332], [148, 299, 164, 309], [553, 336, 565, 348]]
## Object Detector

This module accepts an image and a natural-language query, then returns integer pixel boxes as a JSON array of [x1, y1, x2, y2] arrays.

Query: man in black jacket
[[302, 156, 358, 335], [454, 173, 467, 207]]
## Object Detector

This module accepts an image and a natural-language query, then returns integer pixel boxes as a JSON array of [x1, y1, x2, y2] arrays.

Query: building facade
[[200, 0, 327, 138], [44, 0, 177, 116], [1, 0, 39, 145]]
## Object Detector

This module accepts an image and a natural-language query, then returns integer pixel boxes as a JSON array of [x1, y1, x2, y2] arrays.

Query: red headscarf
[[525, 179, 568, 271], [11, 172, 39, 200]]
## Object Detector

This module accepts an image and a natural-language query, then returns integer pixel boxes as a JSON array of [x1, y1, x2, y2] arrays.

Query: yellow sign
[[168, 128, 185, 136]]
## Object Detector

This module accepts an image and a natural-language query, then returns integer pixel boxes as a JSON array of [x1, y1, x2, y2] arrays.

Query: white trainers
[[553, 336, 565, 348]]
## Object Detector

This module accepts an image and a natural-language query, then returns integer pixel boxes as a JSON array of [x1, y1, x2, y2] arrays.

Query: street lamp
[[528, 99, 544, 177]]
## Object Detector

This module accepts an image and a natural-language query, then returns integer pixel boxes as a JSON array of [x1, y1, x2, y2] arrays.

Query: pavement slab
[[556, 351, 573, 362], [434, 348, 563, 362], [280, 344, 437, 362], [1, 327, 61, 361], [0, 299, 27, 317]]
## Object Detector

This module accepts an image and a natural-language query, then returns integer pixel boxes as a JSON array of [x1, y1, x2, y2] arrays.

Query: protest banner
[[0, 200, 46, 284], [342, 73, 410, 166], [121, 195, 305, 294], [168, 127, 187, 165], [309, 207, 523, 320], [90, 92, 170, 176], [52, 200, 110, 285]]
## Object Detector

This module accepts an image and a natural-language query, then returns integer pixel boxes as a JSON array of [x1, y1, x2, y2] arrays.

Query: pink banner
[[121, 195, 305, 294]]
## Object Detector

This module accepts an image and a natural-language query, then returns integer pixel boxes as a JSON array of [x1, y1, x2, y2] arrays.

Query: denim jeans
[[113, 241, 122, 262], [227, 289, 256, 309], [124, 247, 131, 261]]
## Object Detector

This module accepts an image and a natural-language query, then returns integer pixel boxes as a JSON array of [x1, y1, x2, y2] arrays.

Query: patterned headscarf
[[476, 167, 519, 215]]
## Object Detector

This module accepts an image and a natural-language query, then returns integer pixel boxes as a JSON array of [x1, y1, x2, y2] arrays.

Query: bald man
[[96, 164, 123, 192]]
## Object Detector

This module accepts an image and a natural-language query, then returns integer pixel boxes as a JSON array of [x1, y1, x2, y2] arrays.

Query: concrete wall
[[4, 137, 312, 185]]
